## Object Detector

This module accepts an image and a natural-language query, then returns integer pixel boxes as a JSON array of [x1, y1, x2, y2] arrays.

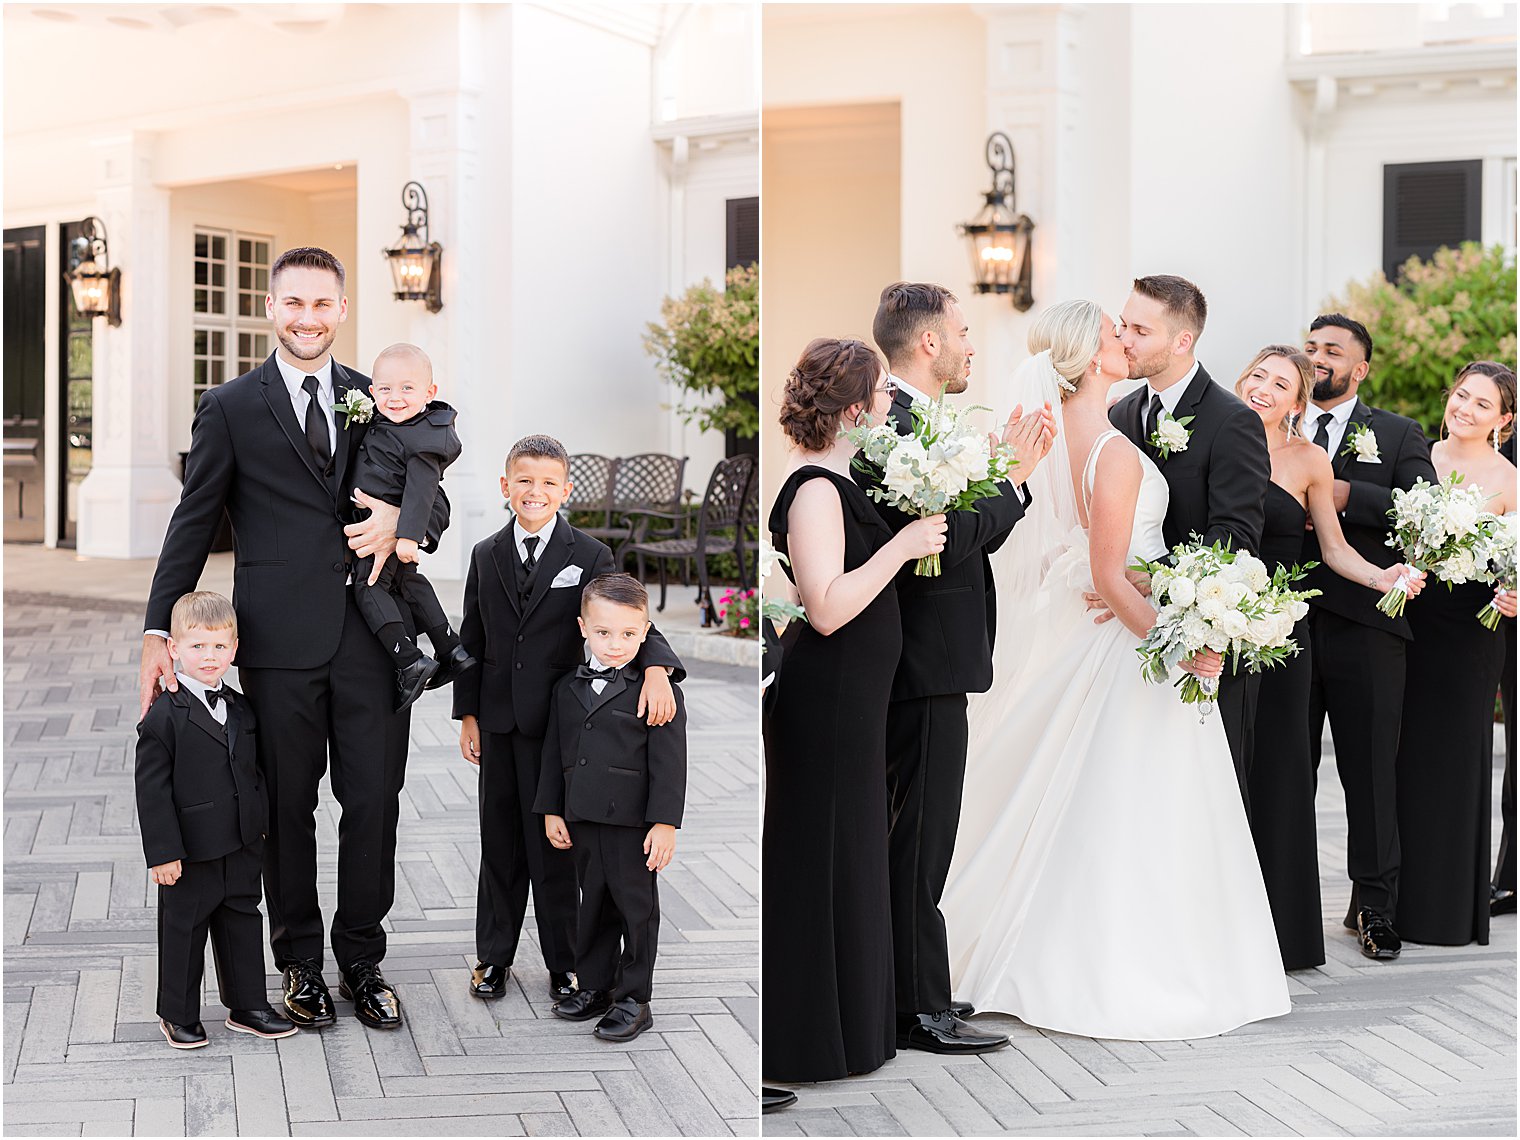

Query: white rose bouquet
[[845, 400, 1017, 576], [1377, 472, 1498, 617], [1474, 512, 1516, 630], [1133, 538, 1319, 716]]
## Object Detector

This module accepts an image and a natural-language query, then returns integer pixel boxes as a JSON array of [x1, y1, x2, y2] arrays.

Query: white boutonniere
[[1342, 422, 1381, 464], [333, 388, 375, 428], [1149, 412, 1194, 460]]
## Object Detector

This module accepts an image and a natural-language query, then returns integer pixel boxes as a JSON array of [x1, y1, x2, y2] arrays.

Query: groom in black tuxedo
[[1300, 313, 1436, 960], [859, 282, 1051, 1055], [141, 247, 447, 1030], [1107, 276, 1271, 810]]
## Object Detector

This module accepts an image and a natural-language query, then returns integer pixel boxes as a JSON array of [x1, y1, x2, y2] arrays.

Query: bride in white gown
[[942, 300, 1291, 1041]]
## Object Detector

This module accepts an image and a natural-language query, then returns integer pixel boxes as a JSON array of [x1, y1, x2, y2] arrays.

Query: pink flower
[[739, 618, 750, 628]]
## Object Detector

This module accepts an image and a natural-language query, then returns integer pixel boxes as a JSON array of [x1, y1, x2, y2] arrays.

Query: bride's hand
[[895, 514, 948, 563], [1181, 649, 1224, 679]]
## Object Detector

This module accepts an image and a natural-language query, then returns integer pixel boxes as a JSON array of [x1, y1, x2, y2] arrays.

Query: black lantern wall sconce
[[64, 216, 122, 326], [958, 132, 1036, 312], [382, 181, 443, 313]]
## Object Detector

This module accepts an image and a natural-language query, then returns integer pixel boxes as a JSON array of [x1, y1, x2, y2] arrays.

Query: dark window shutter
[[726, 196, 758, 269], [1383, 160, 1482, 281]]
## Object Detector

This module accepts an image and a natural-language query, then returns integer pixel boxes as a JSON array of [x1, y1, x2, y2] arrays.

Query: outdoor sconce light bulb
[[959, 132, 1035, 312], [382, 180, 444, 313], [63, 216, 122, 326]]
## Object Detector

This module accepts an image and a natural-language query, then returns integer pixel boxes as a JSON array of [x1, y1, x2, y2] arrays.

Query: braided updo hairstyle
[[778, 337, 883, 451]]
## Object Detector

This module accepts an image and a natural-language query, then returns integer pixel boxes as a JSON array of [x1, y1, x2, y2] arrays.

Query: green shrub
[[644, 263, 759, 439]]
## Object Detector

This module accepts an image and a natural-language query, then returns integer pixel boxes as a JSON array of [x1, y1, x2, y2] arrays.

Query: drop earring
[[1495, 426, 1503, 452]]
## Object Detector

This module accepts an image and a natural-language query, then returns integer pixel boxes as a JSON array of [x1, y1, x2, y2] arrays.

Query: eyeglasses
[[875, 378, 898, 396]]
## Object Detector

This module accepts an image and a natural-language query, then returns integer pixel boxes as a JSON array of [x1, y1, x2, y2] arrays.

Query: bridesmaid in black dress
[[1233, 347, 1420, 970], [762, 338, 947, 1083], [1397, 362, 1516, 946]]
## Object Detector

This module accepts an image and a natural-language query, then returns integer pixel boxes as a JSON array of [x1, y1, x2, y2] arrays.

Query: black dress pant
[[885, 693, 968, 1016], [157, 845, 268, 1024], [351, 555, 450, 647], [1307, 608, 1405, 919], [476, 729, 578, 972], [240, 597, 412, 971], [1494, 621, 1516, 892], [570, 821, 660, 1003], [1219, 669, 1261, 819]]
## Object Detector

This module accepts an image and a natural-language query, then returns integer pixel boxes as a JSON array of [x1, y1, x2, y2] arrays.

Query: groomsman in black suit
[[1300, 313, 1436, 960], [141, 247, 449, 1029], [859, 282, 1052, 1055], [1107, 276, 1271, 808]]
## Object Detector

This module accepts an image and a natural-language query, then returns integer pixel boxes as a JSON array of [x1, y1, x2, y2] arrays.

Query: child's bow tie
[[576, 663, 620, 681]]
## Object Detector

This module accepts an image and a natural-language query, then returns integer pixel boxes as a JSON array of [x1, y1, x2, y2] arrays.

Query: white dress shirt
[[175, 671, 228, 726], [586, 653, 619, 695], [514, 514, 557, 564], [274, 354, 337, 455], [890, 373, 930, 406], [1303, 396, 1359, 459], [1146, 360, 1201, 418]]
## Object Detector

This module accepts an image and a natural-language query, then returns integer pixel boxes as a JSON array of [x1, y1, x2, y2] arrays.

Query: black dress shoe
[[549, 970, 577, 1001], [282, 960, 335, 1027], [553, 988, 612, 1021], [425, 645, 477, 690], [395, 657, 440, 712], [1492, 886, 1517, 916], [593, 998, 652, 1041], [761, 1087, 798, 1113], [948, 1000, 976, 1018], [896, 1010, 1009, 1054], [226, 1007, 298, 1039], [1356, 908, 1402, 959], [160, 1018, 208, 1049], [340, 961, 403, 1029], [470, 961, 508, 999]]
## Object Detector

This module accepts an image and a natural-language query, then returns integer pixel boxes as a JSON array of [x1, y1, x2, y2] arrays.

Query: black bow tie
[[205, 688, 225, 709], [576, 663, 620, 682]]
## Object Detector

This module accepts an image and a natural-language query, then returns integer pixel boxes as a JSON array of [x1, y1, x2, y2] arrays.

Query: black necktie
[[522, 535, 540, 573], [1145, 394, 1163, 442], [1313, 412, 1334, 452], [205, 688, 223, 709], [301, 375, 332, 471]]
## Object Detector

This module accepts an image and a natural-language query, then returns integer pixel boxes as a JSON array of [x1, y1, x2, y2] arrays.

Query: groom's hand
[[139, 634, 176, 717], [346, 488, 399, 584], [1083, 570, 1151, 623]]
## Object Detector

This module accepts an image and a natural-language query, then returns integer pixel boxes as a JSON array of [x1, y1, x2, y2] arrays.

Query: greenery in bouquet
[[1475, 511, 1516, 630], [844, 400, 1017, 577], [1379, 471, 1498, 617], [1323, 243, 1517, 437], [644, 263, 759, 439], [759, 541, 806, 628], [1133, 538, 1319, 713]]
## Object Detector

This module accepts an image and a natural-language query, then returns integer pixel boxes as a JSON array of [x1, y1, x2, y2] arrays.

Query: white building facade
[[4, 2, 759, 579]]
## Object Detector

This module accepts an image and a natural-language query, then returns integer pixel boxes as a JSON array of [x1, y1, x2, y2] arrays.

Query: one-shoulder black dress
[[762, 466, 901, 1082]]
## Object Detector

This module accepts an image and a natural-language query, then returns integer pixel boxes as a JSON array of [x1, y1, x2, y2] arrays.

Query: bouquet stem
[[915, 552, 942, 577], [1177, 674, 1219, 723], [1476, 586, 1509, 630], [1376, 570, 1413, 618]]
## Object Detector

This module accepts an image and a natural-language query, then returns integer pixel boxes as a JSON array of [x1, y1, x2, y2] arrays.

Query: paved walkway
[[764, 733, 1516, 1136], [2, 582, 759, 1135]]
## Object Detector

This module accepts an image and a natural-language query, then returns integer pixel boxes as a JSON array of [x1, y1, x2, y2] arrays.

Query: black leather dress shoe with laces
[[470, 961, 508, 999], [593, 998, 652, 1041], [948, 999, 976, 1018], [160, 1019, 208, 1049], [226, 1007, 298, 1038], [1356, 908, 1402, 959], [896, 1010, 1009, 1054], [340, 961, 403, 1029], [425, 645, 477, 690], [1492, 887, 1517, 916], [552, 988, 612, 1021], [395, 657, 439, 712], [282, 960, 335, 1027], [548, 971, 577, 1000]]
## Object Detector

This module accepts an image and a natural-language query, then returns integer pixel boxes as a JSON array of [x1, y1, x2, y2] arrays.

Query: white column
[[77, 132, 183, 559]]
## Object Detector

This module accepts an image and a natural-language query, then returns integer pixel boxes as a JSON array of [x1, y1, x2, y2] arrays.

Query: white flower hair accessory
[[1342, 422, 1381, 464], [1150, 412, 1193, 460]]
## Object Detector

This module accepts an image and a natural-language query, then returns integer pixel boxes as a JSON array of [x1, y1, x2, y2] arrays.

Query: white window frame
[[191, 227, 272, 414]]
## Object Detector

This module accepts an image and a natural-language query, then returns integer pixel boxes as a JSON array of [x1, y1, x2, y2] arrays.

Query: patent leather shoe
[[1492, 886, 1517, 916], [1356, 908, 1402, 959], [226, 1007, 298, 1039], [549, 970, 577, 1000], [282, 960, 335, 1027], [470, 961, 508, 999], [340, 960, 403, 1029], [593, 998, 653, 1041], [160, 1018, 208, 1049], [553, 988, 612, 1021], [948, 1000, 976, 1018], [395, 657, 439, 712], [762, 1087, 798, 1113], [426, 645, 477, 690], [896, 1010, 1008, 1054]]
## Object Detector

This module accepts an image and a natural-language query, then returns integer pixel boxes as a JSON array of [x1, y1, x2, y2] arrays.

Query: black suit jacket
[[451, 520, 685, 737], [144, 355, 451, 669], [533, 670, 687, 828], [135, 686, 266, 866], [1301, 400, 1436, 639], [351, 401, 462, 542], [853, 389, 1026, 701], [1109, 364, 1270, 559]]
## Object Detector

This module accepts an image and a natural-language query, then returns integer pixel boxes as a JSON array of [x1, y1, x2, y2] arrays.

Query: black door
[[4, 226, 47, 543], [724, 196, 759, 460], [59, 220, 95, 547]]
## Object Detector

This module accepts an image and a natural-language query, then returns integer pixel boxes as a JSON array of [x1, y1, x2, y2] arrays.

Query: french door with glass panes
[[192, 229, 272, 415]]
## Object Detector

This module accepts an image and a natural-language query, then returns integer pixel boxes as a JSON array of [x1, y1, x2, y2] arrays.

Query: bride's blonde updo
[[1029, 300, 1104, 401]]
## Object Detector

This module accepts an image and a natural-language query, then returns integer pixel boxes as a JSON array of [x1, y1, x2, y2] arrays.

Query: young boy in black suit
[[135, 592, 297, 1048], [454, 435, 685, 1004], [348, 342, 473, 712], [535, 573, 687, 1041]]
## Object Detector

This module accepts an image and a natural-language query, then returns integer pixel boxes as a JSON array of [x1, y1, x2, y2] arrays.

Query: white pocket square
[[550, 566, 584, 588]]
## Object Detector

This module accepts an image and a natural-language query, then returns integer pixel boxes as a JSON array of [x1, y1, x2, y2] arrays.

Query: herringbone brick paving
[[2, 595, 759, 1136], [763, 720, 1517, 1135]]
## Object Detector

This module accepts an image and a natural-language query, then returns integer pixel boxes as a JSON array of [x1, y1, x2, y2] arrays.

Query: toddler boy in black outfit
[[135, 591, 296, 1048], [535, 573, 687, 1042], [348, 342, 473, 712]]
